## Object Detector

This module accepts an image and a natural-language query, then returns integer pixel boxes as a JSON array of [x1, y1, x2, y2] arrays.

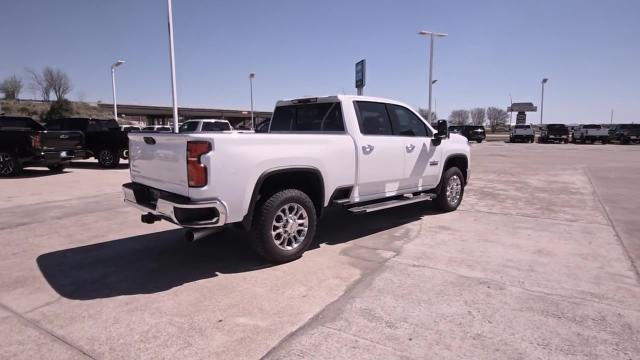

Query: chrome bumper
[[122, 183, 227, 228]]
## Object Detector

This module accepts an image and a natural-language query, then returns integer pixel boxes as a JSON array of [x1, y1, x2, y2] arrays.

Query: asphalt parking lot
[[1, 142, 640, 359]]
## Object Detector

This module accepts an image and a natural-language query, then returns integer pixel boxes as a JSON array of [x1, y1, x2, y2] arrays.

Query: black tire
[[120, 148, 129, 160], [250, 189, 317, 263], [47, 163, 67, 172], [97, 149, 120, 168], [476, 139, 483, 143], [622, 138, 630, 145], [436, 167, 465, 212], [0, 152, 21, 177], [564, 139, 569, 144]]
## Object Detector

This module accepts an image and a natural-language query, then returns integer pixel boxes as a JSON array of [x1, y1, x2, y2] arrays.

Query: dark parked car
[[448, 125, 486, 143], [0, 116, 84, 176], [44, 118, 129, 168], [538, 124, 570, 143], [609, 124, 640, 144]]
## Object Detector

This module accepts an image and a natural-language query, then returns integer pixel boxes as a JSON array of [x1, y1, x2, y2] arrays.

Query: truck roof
[[276, 95, 415, 109]]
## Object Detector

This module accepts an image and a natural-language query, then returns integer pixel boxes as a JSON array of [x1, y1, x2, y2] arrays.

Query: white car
[[123, 95, 471, 262], [510, 124, 535, 143], [179, 119, 233, 132]]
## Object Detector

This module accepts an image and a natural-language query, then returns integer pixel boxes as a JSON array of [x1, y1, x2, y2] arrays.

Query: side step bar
[[347, 193, 436, 214]]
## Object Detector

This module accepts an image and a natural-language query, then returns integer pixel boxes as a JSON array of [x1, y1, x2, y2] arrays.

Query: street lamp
[[111, 60, 125, 121], [418, 30, 447, 123], [540, 78, 548, 125], [249, 73, 255, 129], [166, 0, 179, 133]]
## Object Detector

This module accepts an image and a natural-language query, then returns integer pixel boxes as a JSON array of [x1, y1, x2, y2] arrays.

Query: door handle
[[405, 144, 415, 152], [362, 144, 374, 154]]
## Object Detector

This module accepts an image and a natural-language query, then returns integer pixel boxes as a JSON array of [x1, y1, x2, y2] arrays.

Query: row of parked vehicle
[[508, 123, 640, 144], [0, 116, 238, 176]]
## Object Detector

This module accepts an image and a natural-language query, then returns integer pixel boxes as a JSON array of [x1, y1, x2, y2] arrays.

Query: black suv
[[609, 124, 640, 144], [0, 116, 84, 176], [538, 124, 570, 143], [448, 125, 486, 143], [44, 118, 129, 168]]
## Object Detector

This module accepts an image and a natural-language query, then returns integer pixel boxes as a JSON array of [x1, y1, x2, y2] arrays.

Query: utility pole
[[610, 109, 614, 125], [111, 60, 125, 121], [540, 78, 548, 125]]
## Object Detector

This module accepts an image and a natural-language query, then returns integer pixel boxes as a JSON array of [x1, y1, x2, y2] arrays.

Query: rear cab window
[[179, 121, 200, 132], [202, 122, 231, 131], [270, 101, 345, 132], [0, 117, 44, 131]]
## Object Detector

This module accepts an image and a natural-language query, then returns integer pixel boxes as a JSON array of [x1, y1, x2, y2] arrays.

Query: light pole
[[540, 78, 548, 125], [418, 30, 447, 123], [111, 60, 125, 121], [166, 0, 179, 133], [249, 73, 255, 129]]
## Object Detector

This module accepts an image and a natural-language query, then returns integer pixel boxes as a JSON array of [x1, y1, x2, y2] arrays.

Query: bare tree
[[448, 109, 470, 125], [49, 68, 72, 100], [470, 107, 486, 126], [418, 108, 437, 123], [0, 75, 23, 100], [25, 68, 51, 101], [25, 67, 72, 101], [486, 106, 509, 132]]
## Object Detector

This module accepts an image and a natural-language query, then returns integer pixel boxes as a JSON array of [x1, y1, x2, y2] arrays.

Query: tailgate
[[128, 133, 191, 196], [41, 131, 84, 151]]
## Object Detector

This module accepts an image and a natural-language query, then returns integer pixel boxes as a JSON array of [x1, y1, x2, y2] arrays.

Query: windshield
[[468, 126, 484, 131], [547, 124, 567, 129], [514, 125, 530, 129], [583, 124, 601, 129], [0, 117, 44, 131]]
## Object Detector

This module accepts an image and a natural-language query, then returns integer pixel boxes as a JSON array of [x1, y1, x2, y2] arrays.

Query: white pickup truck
[[510, 124, 535, 143], [122, 95, 470, 262], [572, 124, 609, 144]]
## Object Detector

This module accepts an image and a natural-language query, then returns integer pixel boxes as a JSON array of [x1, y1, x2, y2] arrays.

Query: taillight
[[31, 134, 42, 150], [187, 141, 211, 187]]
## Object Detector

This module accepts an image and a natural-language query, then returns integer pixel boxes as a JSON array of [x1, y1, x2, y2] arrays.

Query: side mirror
[[436, 120, 448, 139]]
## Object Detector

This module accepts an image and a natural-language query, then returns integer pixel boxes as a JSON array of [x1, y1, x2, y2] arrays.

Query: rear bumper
[[22, 150, 77, 165], [122, 182, 227, 228]]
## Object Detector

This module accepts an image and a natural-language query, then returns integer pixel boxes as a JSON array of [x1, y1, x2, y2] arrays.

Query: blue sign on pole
[[355, 59, 366, 92]]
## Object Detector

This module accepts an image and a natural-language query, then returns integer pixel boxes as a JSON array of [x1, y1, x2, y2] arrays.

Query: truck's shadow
[[37, 203, 437, 300], [68, 161, 129, 170]]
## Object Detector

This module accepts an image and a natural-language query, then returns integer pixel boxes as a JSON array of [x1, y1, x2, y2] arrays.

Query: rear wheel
[[476, 139, 483, 143], [250, 189, 317, 263], [436, 167, 464, 212], [98, 149, 120, 168], [0, 152, 20, 176]]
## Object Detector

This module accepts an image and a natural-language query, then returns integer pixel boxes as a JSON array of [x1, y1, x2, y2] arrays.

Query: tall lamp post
[[166, 0, 179, 133], [418, 30, 447, 123], [540, 78, 548, 125], [249, 73, 255, 129], [111, 60, 125, 121]]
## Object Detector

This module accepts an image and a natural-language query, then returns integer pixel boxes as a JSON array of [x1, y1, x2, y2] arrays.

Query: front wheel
[[0, 152, 21, 177], [436, 167, 465, 212], [250, 189, 317, 263], [47, 163, 67, 172], [476, 139, 483, 143], [98, 149, 120, 168]]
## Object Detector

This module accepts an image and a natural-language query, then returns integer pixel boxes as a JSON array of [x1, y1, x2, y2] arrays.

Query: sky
[[1, 0, 639, 124]]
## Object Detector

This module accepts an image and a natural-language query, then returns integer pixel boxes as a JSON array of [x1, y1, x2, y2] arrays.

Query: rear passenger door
[[353, 101, 409, 199]]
